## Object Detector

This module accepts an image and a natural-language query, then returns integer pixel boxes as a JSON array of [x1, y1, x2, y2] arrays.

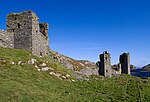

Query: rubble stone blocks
[[120, 53, 130, 75], [99, 51, 112, 77]]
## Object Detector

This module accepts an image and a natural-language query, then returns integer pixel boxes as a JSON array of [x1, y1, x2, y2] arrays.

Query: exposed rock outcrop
[[142, 64, 150, 71], [49, 49, 98, 77]]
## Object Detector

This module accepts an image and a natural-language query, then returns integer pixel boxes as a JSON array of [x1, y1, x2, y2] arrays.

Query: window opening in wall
[[12, 29, 14, 32], [105, 57, 107, 60], [18, 23, 21, 28], [40, 52, 43, 56], [6, 24, 9, 27]]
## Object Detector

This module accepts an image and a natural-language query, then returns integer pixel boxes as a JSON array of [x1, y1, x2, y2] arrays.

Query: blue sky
[[0, 0, 150, 67]]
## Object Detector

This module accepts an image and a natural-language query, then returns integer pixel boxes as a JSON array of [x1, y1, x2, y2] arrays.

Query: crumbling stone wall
[[0, 30, 14, 48], [39, 23, 48, 38], [99, 51, 112, 77], [6, 10, 49, 57], [7, 11, 33, 51], [31, 12, 49, 57], [120, 53, 130, 75], [112, 63, 121, 76], [98, 52, 131, 77]]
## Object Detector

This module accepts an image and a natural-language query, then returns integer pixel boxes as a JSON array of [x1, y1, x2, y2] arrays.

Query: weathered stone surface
[[0, 10, 49, 57], [120, 53, 130, 75], [142, 64, 150, 72], [39, 63, 47, 67], [18, 61, 22, 65], [66, 74, 70, 77], [77, 67, 99, 76], [28, 58, 37, 64], [99, 51, 112, 77], [112, 63, 121, 75], [50, 50, 97, 74], [0, 30, 14, 48], [49, 72, 61, 78], [40, 67, 49, 71]]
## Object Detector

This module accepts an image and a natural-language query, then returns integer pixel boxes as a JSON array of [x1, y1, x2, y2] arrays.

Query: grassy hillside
[[0, 47, 150, 102]]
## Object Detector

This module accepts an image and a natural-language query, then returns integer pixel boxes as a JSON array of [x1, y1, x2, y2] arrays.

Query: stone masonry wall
[[31, 13, 49, 57], [120, 53, 130, 75], [5, 10, 49, 57], [99, 51, 112, 77], [7, 11, 33, 51], [0, 30, 14, 48]]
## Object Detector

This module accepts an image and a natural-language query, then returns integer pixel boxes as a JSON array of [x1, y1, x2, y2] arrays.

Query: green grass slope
[[0, 47, 150, 102]]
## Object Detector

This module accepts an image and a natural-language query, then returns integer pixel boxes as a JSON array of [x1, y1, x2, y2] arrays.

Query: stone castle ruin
[[120, 53, 130, 75], [99, 51, 112, 77], [98, 51, 131, 77], [0, 10, 131, 78], [0, 10, 49, 57]]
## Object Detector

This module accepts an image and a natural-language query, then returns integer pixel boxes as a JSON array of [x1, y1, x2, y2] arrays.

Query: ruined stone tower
[[6, 10, 49, 57], [119, 53, 130, 75], [99, 51, 112, 77]]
